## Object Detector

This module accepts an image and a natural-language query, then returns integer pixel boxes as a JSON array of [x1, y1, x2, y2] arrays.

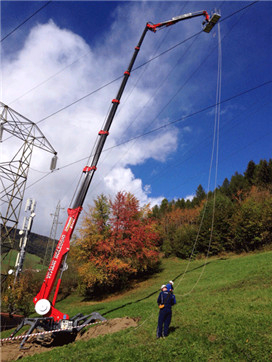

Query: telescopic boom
[[33, 9, 220, 322]]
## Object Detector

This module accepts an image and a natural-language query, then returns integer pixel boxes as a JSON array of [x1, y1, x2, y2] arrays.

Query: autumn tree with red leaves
[[71, 192, 160, 295]]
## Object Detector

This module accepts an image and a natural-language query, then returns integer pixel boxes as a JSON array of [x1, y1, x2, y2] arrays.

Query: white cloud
[[185, 194, 194, 202], [2, 1, 216, 236], [2, 4, 185, 235], [104, 167, 163, 207]]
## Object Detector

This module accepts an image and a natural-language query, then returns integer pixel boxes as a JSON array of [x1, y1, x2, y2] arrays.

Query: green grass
[[7, 251, 272, 361], [1, 250, 45, 274]]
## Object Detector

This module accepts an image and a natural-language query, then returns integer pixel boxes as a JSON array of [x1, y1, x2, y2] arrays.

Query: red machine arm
[[146, 10, 209, 32], [33, 207, 82, 320], [33, 8, 220, 323]]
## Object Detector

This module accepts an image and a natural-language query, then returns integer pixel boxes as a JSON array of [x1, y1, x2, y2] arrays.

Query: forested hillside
[[152, 159, 272, 257], [2, 159, 271, 314], [0, 227, 51, 260], [70, 158, 272, 297]]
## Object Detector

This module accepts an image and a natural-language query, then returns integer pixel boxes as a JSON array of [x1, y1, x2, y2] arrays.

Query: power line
[[1, 1, 53, 43], [10, 1, 264, 189], [35, 1, 260, 126], [220, 0, 260, 23], [102, 80, 272, 153], [37, 76, 123, 124], [22, 81, 272, 206], [90, 81, 272, 198], [36, 32, 200, 125], [28, 80, 272, 178], [0, 24, 202, 145], [9, 53, 90, 106], [8, 3, 188, 107], [143, 96, 272, 197], [6, 1, 259, 126], [92, 0, 262, 189]]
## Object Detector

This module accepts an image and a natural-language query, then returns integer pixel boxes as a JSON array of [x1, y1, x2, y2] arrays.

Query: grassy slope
[[1, 250, 45, 274], [15, 251, 272, 361]]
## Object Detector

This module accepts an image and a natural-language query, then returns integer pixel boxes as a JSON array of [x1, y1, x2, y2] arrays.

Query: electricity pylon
[[0, 102, 57, 264], [43, 201, 63, 266]]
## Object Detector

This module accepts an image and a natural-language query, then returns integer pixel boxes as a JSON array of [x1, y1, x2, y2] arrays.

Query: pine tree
[[220, 178, 231, 197], [244, 160, 256, 185], [195, 184, 206, 204], [256, 159, 272, 187], [160, 198, 170, 215]]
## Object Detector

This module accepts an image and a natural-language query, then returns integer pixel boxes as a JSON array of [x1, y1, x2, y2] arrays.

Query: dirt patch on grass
[[1, 317, 138, 362]]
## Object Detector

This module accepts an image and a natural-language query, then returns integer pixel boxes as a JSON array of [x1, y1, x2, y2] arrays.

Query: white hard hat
[[169, 280, 174, 285], [161, 284, 166, 289]]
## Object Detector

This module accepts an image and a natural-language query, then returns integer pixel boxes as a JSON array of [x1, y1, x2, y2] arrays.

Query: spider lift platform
[[9, 9, 220, 349], [203, 12, 221, 33]]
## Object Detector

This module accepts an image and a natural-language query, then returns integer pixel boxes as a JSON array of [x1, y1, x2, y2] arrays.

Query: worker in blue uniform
[[166, 280, 174, 293], [156, 284, 176, 338]]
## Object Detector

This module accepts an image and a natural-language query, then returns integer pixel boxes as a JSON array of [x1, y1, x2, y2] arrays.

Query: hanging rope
[[124, 23, 223, 335], [174, 22, 222, 297]]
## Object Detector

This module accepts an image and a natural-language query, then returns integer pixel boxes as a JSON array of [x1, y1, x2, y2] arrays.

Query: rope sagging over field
[[174, 22, 222, 297]]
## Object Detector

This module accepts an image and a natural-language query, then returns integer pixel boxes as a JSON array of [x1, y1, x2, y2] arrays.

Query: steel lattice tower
[[0, 102, 57, 262], [43, 200, 63, 266]]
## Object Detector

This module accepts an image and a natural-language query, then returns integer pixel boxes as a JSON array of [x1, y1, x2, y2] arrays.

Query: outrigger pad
[[9, 312, 106, 349], [73, 312, 107, 332], [9, 317, 55, 349]]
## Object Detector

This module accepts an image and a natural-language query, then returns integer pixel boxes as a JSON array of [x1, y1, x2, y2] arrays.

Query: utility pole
[[14, 198, 36, 283], [43, 201, 63, 266]]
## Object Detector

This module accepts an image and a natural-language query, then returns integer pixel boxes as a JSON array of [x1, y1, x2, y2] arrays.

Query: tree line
[[70, 158, 272, 296], [3, 159, 271, 312], [152, 159, 272, 257]]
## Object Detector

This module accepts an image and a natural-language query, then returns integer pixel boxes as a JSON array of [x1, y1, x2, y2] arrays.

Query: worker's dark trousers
[[157, 308, 172, 337]]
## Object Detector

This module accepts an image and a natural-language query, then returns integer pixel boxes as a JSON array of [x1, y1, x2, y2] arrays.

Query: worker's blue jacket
[[166, 283, 174, 292], [157, 290, 176, 309]]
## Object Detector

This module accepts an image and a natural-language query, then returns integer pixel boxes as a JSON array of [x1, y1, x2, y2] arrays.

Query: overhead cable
[[1, 1, 53, 43], [94, 0, 260, 187], [220, 0, 260, 23], [34, 1, 260, 125], [4, 1, 259, 126], [36, 32, 200, 125], [29, 80, 272, 176], [103, 80, 272, 153]]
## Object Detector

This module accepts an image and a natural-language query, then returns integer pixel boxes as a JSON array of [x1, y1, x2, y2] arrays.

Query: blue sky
[[1, 1, 271, 236]]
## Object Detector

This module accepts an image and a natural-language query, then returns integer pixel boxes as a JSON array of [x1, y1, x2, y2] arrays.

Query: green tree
[[229, 172, 247, 202], [171, 224, 198, 258], [193, 184, 206, 206], [244, 160, 256, 185], [92, 194, 110, 235], [2, 271, 42, 316], [231, 188, 272, 251], [256, 159, 272, 187], [219, 178, 231, 198], [175, 198, 186, 209], [152, 204, 160, 218], [159, 198, 170, 216], [198, 193, 235, 254], [160, 205, 201, 257], [232, 196, 263, 252], [261, 192, 272, 245]]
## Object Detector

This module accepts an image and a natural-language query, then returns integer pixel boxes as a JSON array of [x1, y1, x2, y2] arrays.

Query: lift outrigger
[[10, 9, 220, 348]]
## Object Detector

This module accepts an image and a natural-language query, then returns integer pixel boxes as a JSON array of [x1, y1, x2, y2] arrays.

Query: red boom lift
[[11, 10, 220, 348]]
